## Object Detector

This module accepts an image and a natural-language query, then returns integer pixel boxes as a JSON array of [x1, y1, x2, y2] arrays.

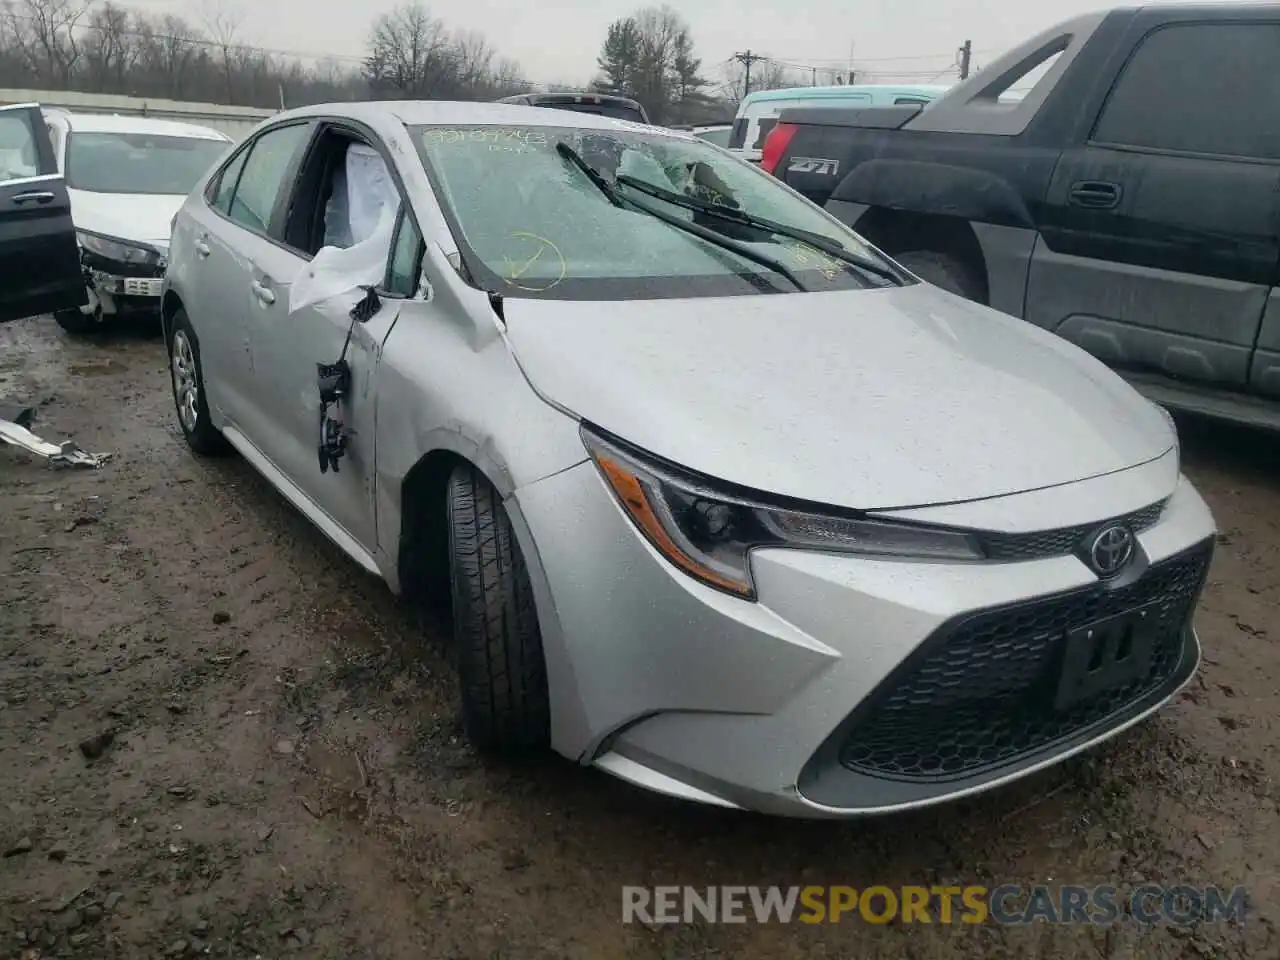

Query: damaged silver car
[[162, 102, 1214, 818]]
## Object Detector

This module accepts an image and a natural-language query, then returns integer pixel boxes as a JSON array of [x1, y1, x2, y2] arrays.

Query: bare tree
[[82, 2, 138, 93], [362, 2, 525, 101], [200, 0, 242, 104], [0, 0, 522, 108], [5, 0, 90, 85], [143, 14, 204, 99], [364, 3, 453, 98], [592, 6, 709, 124]]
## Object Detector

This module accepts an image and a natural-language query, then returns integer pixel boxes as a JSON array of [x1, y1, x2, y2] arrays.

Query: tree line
[[0, 0, 540, 108], [0, 0, 804, 118]]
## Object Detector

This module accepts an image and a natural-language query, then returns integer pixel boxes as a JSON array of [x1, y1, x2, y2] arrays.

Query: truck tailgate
[[770, 104, 925, 203]]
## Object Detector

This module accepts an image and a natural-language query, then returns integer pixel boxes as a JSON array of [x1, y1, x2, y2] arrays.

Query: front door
[[1028, 20, 1280, 389], [244, 126, 415, 555], [0, 103, 85, 324]]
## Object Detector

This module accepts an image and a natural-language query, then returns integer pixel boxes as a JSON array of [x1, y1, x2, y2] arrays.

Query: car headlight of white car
[[77, 230, 164, 268], [582, 425, 984, 599]]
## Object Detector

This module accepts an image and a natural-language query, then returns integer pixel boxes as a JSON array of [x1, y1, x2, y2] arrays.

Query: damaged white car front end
[[42, 108, 232, 334]]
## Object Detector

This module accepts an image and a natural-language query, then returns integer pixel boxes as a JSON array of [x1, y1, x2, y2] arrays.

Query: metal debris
[[0, 418, 111, 468]]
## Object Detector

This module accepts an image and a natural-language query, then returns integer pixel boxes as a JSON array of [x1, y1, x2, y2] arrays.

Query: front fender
[[370, 295, 587, 590], [831, 159, 1034, 230]]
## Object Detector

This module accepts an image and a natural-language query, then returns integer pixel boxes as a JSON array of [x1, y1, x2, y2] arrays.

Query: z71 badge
[[787, 157, 840, 176]]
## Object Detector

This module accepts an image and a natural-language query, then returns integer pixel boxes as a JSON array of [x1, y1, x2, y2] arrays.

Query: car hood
[[501, 283, 1174, 511], [69, 188, 182, 251]]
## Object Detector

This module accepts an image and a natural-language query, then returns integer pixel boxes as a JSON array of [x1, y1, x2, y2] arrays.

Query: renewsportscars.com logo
[[622, 884, 1249, 926]]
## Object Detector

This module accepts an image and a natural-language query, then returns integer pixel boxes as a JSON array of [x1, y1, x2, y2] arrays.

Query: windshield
[[66, 132, 230, 195], [414, 124, 899, 300], [695, 127, 732, 148]]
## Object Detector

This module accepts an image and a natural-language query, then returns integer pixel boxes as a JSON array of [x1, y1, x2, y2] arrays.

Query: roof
[[276, 99, 663, 132], [740, 83, 951, 105], [50, 111, 230, 140]]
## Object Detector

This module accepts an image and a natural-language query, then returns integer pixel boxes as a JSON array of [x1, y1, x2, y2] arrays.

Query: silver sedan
[[162, 100, 1216, 817]]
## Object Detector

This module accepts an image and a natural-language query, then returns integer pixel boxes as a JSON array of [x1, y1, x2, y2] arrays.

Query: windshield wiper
[[555, 142, 804, 291], [615, 173, 905, 287], [555, 142, 623, 207]]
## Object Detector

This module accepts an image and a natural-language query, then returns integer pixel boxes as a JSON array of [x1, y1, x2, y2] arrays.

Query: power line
[[731, 49, 769, 95], [761, 57, 959, 81], [763, 48, 995, 65]]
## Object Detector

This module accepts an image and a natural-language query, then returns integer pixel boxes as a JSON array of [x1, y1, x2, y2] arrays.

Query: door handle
[[1069, 181, 1121, 209], [12, 191, 54, 205], [194, 238, 211, 257], [251, 280, 276, 305]]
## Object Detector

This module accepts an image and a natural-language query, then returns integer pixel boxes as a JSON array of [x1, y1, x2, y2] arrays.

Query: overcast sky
[[145, 0, 1123, 89]]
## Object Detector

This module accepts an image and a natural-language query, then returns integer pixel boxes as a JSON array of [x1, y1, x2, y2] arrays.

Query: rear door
[[1029, 19, 1280, 390], [0, 103, 85, 323]]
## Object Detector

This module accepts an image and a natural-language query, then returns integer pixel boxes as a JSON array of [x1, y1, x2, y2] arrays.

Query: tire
[[54, 308, 103, 335], [446, 464, 550, 752], [894, 249, 986, 303], [167, 308, 229, 456]]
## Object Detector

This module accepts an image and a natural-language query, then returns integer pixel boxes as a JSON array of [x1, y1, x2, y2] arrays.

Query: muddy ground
[[0, 314, 1276, 960]]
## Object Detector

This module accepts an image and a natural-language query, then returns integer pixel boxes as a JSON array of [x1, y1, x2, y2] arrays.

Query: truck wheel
[[446, 464, 550, 752], [167, 308, 229, 456], [54, 308, 103, 335], [895, 250, 986, 303]]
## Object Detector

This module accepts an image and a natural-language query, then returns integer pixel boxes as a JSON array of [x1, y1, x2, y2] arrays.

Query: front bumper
[[89, 269, 164, 299], [512, 457, 1216, 818], [79, 246, 166, 316]]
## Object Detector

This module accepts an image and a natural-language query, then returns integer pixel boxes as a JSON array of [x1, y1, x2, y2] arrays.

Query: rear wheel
[[167, 308, 229, 456], [446, 464, 550, 752], [893, 249, 986, 303]]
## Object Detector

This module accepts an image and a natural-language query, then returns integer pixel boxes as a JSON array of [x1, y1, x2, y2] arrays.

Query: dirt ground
[[0, 314, 1277, 960]]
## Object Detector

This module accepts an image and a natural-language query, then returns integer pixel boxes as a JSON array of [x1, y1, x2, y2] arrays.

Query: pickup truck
[[763, 4, 1280, 430]]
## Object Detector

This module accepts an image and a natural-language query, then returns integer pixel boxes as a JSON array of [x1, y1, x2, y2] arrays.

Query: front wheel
[[167, 309, 229, 456], [446, 464, 551, 752]]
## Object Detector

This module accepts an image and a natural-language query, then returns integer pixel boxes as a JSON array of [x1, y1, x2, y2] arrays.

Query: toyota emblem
[[1088, 524, 1134, 577]]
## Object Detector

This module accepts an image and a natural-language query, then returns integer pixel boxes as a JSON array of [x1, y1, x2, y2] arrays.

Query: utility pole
[[959, 39, 972, 80], [811, 66, 817, 86], [733, 49, 768, 96]]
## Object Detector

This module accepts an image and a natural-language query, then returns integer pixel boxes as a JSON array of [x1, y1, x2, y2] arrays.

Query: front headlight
[[582, 426, 984, 600], [76, 230, 162, 267]]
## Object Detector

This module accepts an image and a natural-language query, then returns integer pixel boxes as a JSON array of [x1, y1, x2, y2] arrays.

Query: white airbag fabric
[[290, 143, 400, 314]]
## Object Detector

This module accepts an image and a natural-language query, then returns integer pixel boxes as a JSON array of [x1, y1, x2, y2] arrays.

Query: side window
[[209, 145, 250, 216], [0, 108, 42, 183], [227, 123, 309, 234], [279, 128, 402, 258], [1092, 23, 1280, 160], [385, 212, 423, 297]]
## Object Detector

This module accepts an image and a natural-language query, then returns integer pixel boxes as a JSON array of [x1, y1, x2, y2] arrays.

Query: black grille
[[979, 500, 1166, 562], [838, 543, 1211, 782]]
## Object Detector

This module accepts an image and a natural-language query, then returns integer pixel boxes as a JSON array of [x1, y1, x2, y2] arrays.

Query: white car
[[162, 101, 1216, 817], [43, 110, 232, 333]]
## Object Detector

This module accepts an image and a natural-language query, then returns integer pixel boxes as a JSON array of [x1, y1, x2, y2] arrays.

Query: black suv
[[497, 93, 650, 126]]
